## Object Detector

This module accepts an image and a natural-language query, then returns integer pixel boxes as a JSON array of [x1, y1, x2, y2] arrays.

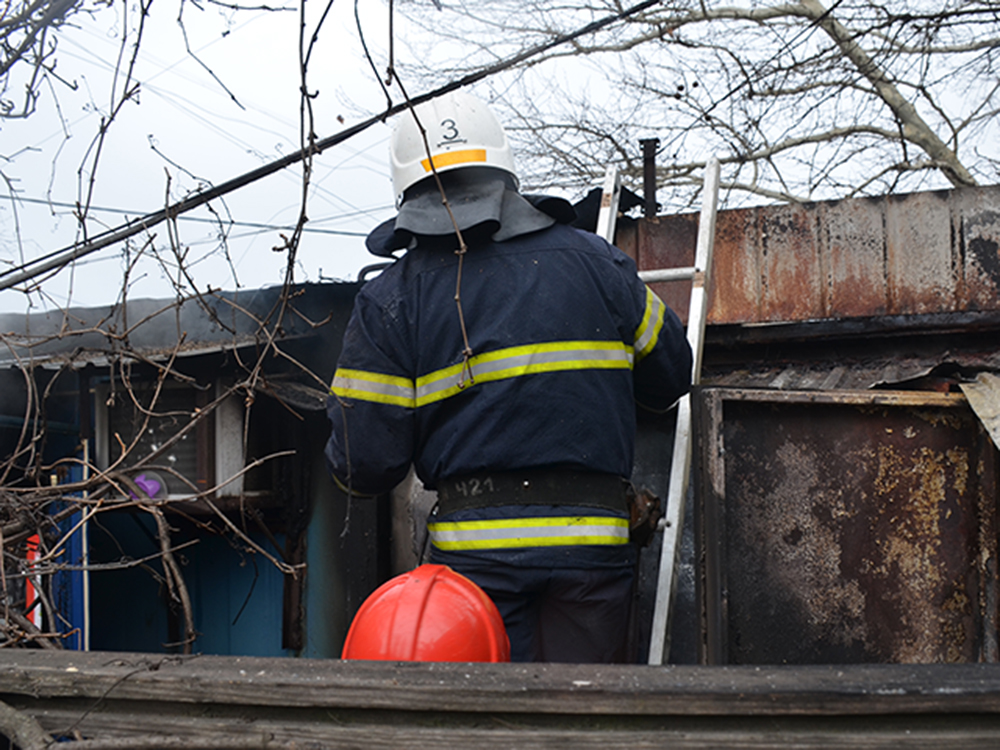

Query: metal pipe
[[639, 267, 696, 283], [640, 138, 660, 217]]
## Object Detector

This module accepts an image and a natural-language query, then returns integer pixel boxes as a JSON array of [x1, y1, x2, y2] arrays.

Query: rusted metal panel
[[707, 207, 759, 325], [700, 388, 998, 665], [821, 197, 889, 318], [626, 184, 999, 326], [614, 219, 639, 263], [632, 215, 698, 326], [760, 204, 824, 322], [955, 189, 1000, 310], [884, 191, 956, 315]]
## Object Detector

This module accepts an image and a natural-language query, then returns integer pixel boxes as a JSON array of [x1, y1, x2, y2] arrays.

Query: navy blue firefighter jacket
[[325, 221, 692, 565]]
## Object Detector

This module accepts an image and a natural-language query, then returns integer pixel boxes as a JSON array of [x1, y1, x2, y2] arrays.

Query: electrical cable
[[6, 195, 372, 236], [0, 0, 667, 292]]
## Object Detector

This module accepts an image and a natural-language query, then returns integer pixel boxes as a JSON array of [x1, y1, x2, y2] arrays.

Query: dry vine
[[1, 0, 334, 653]]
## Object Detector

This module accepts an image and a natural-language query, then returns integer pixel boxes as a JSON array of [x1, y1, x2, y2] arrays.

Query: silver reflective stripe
[[330, 368, 415, 408], [332, 339, 637, 411], [634, 287, 666, 361], [416, 341, 634, 407]]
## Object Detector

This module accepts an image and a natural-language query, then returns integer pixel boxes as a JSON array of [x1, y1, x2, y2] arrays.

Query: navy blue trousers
[[448, 560, 635, 663]]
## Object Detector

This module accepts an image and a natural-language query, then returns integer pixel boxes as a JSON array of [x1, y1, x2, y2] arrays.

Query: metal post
[[596, 165, 622, 244], [78, 366, 93, 651]]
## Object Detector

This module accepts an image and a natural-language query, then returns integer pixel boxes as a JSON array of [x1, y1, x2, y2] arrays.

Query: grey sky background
[[8, 1, 996, 317], [1, 1, 410, 313]]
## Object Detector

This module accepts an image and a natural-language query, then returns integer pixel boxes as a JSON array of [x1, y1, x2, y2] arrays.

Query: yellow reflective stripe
[[430, 516, 630, 531], [428, 515, 630, 550], [633, 286, 666, 362], [332, 340, 636, 410], [421, 148, 487, 172], [416, 341, 634, 407], [432, 535, 627, 550], [330, 367, 415, 408]]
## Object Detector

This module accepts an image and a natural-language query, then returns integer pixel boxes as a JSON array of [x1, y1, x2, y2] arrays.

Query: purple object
[[132, 473, 164, 499]]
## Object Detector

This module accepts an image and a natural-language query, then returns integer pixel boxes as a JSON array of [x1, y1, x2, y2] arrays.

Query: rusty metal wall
[[699, 388, 998, 665], [616, 185, 1000, 326]]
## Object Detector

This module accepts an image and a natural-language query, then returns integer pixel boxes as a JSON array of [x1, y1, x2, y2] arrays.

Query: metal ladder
[[596, 158, 721, 665]]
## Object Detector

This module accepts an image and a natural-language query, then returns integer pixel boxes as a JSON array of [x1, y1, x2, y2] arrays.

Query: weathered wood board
[[4, 651, 1000, 748]]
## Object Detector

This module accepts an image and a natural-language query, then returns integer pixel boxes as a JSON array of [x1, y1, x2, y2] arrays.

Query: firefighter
[[325, 90, 691, 663]]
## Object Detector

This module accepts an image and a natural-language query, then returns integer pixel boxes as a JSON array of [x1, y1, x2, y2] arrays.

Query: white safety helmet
[[390, 91, 518, 202]]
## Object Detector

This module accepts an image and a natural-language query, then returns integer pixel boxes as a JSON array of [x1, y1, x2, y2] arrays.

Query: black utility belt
[[436, 470, 630, 515]]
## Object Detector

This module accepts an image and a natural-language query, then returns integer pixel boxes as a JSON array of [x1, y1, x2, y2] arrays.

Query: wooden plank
[[5, 652, 1000, 716], [9, 697, 1000, 750], [961, 373, 1000, 448], [718, 388, 968, 409]]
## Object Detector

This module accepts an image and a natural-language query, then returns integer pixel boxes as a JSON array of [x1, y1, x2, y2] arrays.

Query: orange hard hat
[[341, 564, 510, 662]]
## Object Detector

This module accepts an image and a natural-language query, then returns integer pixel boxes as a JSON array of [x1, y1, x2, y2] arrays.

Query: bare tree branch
[[796, 0, 977, 187], [0, 698, 53, 750]]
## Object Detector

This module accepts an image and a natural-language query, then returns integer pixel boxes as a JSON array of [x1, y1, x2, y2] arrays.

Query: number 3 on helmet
[[390, 91, 518, 205]]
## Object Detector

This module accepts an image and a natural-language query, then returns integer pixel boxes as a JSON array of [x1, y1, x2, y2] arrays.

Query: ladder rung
[[638, 267, 696, 283]]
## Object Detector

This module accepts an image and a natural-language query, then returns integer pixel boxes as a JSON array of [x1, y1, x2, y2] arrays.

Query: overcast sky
[[1, 1, 409, 314]]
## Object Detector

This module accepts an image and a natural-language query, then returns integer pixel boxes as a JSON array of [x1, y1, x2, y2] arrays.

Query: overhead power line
[[0, 0, 666, 293], [5, 196, 371, 236]]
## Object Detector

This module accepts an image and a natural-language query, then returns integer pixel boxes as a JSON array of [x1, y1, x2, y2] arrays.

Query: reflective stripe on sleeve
[[633, 287, 666, 362], [427, 515, 630, 551], [416, 340, 634, 407], [330, 368, 416, 408]]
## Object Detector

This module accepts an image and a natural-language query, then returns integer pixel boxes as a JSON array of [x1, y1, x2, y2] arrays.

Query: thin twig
[[146, 507, 197, 654]]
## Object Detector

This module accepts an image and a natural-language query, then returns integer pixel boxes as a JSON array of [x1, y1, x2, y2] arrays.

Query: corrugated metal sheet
[[961, 373, 1000, 448], [704, 350, 1000, 392], [0, 283, 361, 370], [617, 184, 1000, 326]]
